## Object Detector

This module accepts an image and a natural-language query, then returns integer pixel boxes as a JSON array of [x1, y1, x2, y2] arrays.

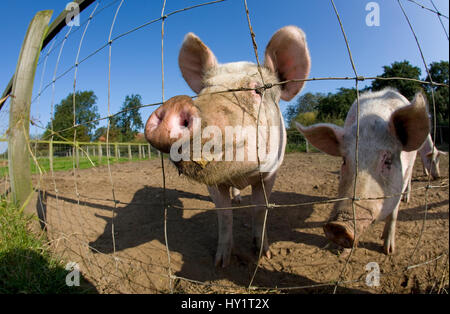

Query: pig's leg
[[208, 185, 233, 267], [402, 154, 415, 203], [423, 164, 429, 177], [402, 177, 411, 203], [231, 187, 242, 204], [251, 174, 276, 259], [382, 204, 398, 254]]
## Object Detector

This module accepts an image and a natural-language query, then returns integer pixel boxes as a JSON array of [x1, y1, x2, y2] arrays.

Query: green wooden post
[[8, 10, 52, 207], [114, 143, 118, 160], [128, 144, 132, 160]]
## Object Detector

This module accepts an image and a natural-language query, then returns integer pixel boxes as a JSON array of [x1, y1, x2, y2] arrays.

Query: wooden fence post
[[128, 144, 132, 160], [148, 144, 151, 159], [98, 143, 102, 163], [138, 144, 142, 159], [8, 10, 52, 207], [49, 141, 53, 172], [75, 143, 80, 168]]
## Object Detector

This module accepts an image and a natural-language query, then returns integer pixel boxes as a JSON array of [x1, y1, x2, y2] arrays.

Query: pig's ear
[[179, 33, 218, 94], [295, 122, 344, 156], [264, 26, 311, 101], [389, 93, 430, 152]]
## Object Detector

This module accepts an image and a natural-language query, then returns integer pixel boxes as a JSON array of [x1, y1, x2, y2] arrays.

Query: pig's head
[[146, 26, 310, 186], [296, 89, 430, 248]]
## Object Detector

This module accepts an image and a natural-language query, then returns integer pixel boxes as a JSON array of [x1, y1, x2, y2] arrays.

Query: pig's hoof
[[323, 222, 355, 249], [383, 238, 395, 255], [401, 194, 410, 203], [253, 237, 271, 259], [215, 246, 232, 268], [232, 195, 242, 204]]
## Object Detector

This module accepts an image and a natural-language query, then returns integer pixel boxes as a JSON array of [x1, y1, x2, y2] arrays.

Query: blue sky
[[0, 0, 448, 149]]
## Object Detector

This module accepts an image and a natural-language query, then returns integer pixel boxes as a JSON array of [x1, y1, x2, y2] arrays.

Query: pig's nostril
[[183, 119, 189, 128]]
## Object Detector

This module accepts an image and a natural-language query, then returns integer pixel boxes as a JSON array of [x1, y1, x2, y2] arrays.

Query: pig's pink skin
[[296, 89, 430, 254], [146, 26, 311, 267]]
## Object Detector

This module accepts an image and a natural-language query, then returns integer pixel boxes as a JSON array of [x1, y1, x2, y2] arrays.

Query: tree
[[285, 92, 324, 126], [93, 94, 144, 142], [43, 91, 99, 141], [316, 87, 356, 124], [294, 111, 318, 127], [371, 60, 422, 100], [424, 60, 449, 124]]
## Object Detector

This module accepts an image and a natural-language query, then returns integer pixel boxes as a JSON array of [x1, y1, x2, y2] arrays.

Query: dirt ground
[[33, 152, 448, 294]]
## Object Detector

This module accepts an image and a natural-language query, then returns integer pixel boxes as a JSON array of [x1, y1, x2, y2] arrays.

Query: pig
[[145, 26, 311, 267], [419, 134, 447, 180], [295, 88, 430, 254]]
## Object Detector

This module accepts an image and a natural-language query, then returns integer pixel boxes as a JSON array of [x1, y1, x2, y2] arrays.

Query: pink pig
[[419, 134, 447, 180], [146, 26, 311, 267], [296, 88, 430, 254]]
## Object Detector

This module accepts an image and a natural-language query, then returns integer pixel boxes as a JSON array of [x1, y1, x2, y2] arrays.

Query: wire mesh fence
[[0, 0, 448, 294]]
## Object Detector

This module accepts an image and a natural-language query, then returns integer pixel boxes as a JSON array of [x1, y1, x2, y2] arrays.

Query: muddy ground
[[33, 152, 448, 294]]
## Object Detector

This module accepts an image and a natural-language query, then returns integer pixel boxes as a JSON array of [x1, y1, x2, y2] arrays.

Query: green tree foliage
[[371, 60, 422, 100], [93, 94, 144, 142], [424, 61, 449, 124], [43, 91, 99, 141], [315, 87, 356, 124], [285, 88, 355, 131], [285, 92, 324, 127], [294, 111, 318, 127]]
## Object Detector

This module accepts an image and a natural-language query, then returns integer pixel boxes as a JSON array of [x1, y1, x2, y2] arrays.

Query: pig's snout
[[323, 206, 373, 249], [323, 221, 355, 248], [145, 95, 199, 154]]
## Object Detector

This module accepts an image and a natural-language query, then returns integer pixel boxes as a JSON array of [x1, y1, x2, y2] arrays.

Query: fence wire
[[0, 0, 448, 294]]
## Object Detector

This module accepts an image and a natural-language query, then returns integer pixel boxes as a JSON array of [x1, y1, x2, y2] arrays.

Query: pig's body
[[146, 26, 311, 267], [296, 88, 430, 254], [418, 134, 447, 180]]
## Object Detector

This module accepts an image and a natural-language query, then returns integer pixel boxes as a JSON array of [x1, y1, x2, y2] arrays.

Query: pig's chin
[[171, 160, 211, 183], [171, 159, 259, 186]]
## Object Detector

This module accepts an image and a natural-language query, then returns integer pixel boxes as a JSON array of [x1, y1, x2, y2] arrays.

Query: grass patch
[[0, 197, 95, 293], [285, 143, 319, 153]]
